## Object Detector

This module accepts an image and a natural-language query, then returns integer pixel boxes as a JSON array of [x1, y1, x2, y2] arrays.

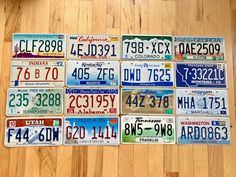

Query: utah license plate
[[10, 60, 65, 87], [176, 89, 228, 116], [121, 61, 174, 86], [121, 116, 175, 144], [64, 117, 120, 145], [67, 35, 120, 59], [176, 63, 227, 88], [66, 61, 119, 86], [174, 36, 224, 61], [121, 88, 174, 114], [64, 88, 119, 115], [12, 34, 66, 59], [6, 88, 63, 116], [5, 117, 63, 147], [177, 117, 230, 144]]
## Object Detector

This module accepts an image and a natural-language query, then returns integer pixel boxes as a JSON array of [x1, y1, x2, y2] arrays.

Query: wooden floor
[[0, 0, 236, 177]]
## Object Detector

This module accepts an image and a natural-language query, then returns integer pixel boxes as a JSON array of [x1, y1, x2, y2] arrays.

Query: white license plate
[[64, 88, 119, 115], [10, 60, 65, 87], [5, 117, 63, 147], [66, 61, 119, 86], [67, 35, 120, 59], [177, 117, 230, 144]]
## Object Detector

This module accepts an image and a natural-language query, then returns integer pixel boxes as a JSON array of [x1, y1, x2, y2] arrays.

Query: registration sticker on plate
[[177, 117, 230, 144], [121, 88, 174, 114], [176, 63, 227, 88], [12, 34, 66, 59], [121, 116, 175, 144], [67, 35, 120, 59], [6, 88, 63, 116], [122, 35, 173, 60], [5, 117, 63, 147], [121, 61, 174, 86], [66, 61, 119, 87], [64, 88, 119, 115], [176, 89, 228, 116], [10, 60, 65, 87], [174, 36, 224, 61], [64, 117, 120, 145]]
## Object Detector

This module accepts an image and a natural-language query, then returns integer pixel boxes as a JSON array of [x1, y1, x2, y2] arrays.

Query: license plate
[[66, 61, 119, 86], [64, 88, 119, 115], [121, 61, 174, 86], [176, 63, 227, 88], [177, 117, 230, 144], [121, 116, 175, 144], [5, 117, 63, 147], [12, 34, 66, 59], [176, 89, 229, 116], [121, 88, 174, 114], [67, 35, 120, 59], [6, 88, 63, 116], [64, 117, 120, 145], [10, 60, 65, 87], [174, 36, 224, 61], [122, 35, 173, 60]]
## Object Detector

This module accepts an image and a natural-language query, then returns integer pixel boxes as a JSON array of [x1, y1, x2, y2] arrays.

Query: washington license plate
[[10, 60, 65, 87], [67, 35, 120, 59], [174, 36, 224, 61], [64, 117, 120, 145], [176, 63, 227, 88], [121, 88, 174, 114], [121, 61, 174, 86], [5, 117, 63, 147], [66, 61, 119, 86], [177, 117, 230, 144], [122, 35, 172, 60], [176, 89, 228, 116], [65, 88, 119, 115], [6, 88, 63, 116], [12, 34, 66, 59]]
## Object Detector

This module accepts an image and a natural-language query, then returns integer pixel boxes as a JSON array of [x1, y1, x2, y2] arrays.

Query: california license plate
[[64, 88, 119, 115], [5, 117, 63, 147], [64, 117, 120, 145], [10, 60, 65, 87], [121, 116, 175, 144], [6, 88, 63, 116], [66, 61, 119, 86], [176, 89, 228, 116], [177, 117, 230, 144], [176, 63, 227, 88], [12, 34, 66, 59], [121, 61, 174, 86], [174, 36, 224, 61], [121, 88, 174, 114], [67, 35, 120, 59]]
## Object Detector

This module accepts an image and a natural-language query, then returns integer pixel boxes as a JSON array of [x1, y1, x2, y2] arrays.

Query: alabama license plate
[[5, 117, 63, 147], [64, 117, 120, 145], [66, 60, 119, 87], [10, 60, 65, 87], [121, 116, 175, 144], [121, 88, 174, 114], [177, 117, 230, 144], [176, 89, 229, 116], [64, 88, 119, 115], [121, 61, 174, 86], [174, 36, 224, 61], [176, 63, 227, 88], [12, 33, 66, 59], [6, 88, 63, 116], [67, 35, 120, 59]]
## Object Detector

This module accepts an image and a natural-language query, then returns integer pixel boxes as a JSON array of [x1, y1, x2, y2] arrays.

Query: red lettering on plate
[[67, 108, 75, 114], [110, 95, 116, 107], [29, 61, 48, 65], [78, 36, 108, 44]]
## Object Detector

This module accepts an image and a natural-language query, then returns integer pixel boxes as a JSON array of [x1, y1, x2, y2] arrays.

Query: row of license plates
[[12, 34, 225, 61]]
